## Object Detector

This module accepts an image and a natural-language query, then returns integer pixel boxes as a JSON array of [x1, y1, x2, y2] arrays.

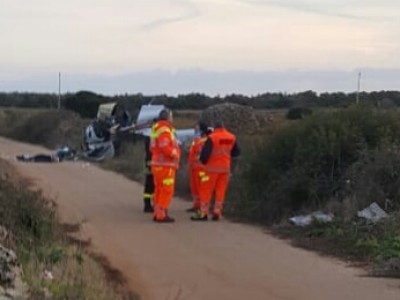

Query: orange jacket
[[150, 120, 181, 169], [200, 128, 237, 173], [188, 136, 207, 169]]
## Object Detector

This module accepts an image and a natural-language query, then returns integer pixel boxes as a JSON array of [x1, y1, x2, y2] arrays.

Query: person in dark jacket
[[191, 119, 240, 221], [142, 119, 157, 213]]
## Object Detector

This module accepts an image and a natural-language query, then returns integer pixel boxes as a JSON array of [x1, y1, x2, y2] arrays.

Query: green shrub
[[244, 106, 400, 223], [342, 149, 400, 216], [286, 107, 313, 120], [9, 111, 63, 146], [224, 134, 266, 220], [0, 109, 86, 149], [64, 91, 109, 119], [0, 177, 56, 250]]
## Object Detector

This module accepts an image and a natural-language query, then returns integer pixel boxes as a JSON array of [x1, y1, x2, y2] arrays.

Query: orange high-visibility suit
[[198, 127, 240, 218], [188, 136, 207, 210], [150, 120, 181, 221]]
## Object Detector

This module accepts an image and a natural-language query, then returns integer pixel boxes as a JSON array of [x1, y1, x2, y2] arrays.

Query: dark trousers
[[143, 172, 154, 201]]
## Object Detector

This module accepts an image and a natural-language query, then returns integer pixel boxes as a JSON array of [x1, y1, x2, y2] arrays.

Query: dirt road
[[0, 137, 398, 300]]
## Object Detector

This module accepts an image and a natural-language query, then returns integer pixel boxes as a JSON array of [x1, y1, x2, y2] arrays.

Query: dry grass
[[0, 160, 139, 300], [102, 141, 146, 182], [0, 108, 88, 150], [24, 244, 137, 300], [172, 111, 200, 129]]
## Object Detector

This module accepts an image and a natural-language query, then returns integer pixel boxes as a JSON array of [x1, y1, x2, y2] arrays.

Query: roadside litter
[[289, 211, 334, 227], [43, 270, 54, 281], [357, 202, 388, 222]]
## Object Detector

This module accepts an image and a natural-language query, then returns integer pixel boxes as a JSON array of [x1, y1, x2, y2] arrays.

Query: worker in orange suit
[[191, 119, 240, 221], [186, 122, 210, 212], [150, 109, 181, 223]]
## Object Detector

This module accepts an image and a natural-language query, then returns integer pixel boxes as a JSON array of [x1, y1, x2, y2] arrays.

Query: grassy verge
[[0, 108, 87, 150], [225, 106, 400, 277], [272, 216, 400, 277], [0, 160, 139, 299]]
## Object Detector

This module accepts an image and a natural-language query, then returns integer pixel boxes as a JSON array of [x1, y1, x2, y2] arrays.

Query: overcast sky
[[0, 0, 399, 95]]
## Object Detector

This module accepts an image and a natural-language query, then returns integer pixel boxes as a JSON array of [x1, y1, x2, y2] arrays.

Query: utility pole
[[356, 71, 361, 105], [57, 72, 61, 110]]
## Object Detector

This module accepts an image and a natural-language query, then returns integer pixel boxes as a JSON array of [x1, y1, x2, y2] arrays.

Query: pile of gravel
[[200, 103, 260, 134]]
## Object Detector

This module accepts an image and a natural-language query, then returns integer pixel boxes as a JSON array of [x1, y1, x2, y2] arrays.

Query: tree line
[[1, 90, 400, 118]]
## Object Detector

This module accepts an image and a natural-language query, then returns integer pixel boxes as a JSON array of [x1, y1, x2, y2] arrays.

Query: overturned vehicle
[[133, 105, 195, 149], [82, 118, 116, 161], [81, 102, 131, 161], [82, 103, 195, 162]]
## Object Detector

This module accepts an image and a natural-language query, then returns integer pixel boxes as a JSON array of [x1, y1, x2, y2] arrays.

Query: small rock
[[0, 245, 26, 299], [0, 245, 17, 265], [0, 268, 15, 285]]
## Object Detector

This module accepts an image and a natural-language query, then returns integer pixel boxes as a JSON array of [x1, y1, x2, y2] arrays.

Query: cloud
[[0, 0, 399, 74], [3, 69, 400, 96], [141, 0, 201, 30], [241, 0, 400, 21]]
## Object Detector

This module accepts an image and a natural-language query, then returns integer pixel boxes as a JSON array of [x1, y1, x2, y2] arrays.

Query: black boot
[[143, 199, 154, 213], [185, 207, 198, 213]]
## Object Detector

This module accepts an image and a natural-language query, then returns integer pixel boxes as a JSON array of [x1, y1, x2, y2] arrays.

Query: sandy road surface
[[0, 137, 398, 300]]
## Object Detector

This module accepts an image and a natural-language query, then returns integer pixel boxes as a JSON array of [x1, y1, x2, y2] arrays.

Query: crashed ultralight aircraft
[[82, 103, 195, 161]]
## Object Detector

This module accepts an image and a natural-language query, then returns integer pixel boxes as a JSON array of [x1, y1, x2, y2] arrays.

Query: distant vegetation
[[285, 107, 313, 120], [226, 105, 400, 276], [1, 90, 400, 118], [0, 109, 86, 150], [230, 106, 400, 223], [1, 96, 400, 277]]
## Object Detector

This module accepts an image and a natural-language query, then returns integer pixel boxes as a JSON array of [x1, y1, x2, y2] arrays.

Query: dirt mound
[[200, 103, 260, 134]]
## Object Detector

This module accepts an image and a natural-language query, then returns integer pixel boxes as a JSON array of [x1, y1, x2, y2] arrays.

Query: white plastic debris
[[289, 211, 334, 227], [357, 202, 388, 222], [43, 270, 53, 281]]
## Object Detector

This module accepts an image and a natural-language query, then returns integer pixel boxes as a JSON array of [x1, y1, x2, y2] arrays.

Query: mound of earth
[[200, 103, 261, 134]]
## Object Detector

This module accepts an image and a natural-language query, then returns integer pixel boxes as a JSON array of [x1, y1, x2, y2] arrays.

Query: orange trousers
[[189, 167, 201, 209], [152, 166, 176, 220], [198, 172, 230, 216]]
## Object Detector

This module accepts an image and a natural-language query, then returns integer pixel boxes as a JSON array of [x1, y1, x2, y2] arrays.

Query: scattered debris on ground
[[357, 202, 388, 222], [289, 211, 334, 227]]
